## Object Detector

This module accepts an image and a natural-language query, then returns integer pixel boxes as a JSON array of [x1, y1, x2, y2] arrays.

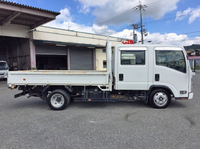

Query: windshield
[[0, 62, 8, 70]]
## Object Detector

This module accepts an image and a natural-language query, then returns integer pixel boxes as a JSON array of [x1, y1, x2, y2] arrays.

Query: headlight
[[180, 90, 187, 94]]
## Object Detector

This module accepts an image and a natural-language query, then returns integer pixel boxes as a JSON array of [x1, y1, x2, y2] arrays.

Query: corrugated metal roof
[[0, 0, 60, 15], [0, 0, 60, 29]]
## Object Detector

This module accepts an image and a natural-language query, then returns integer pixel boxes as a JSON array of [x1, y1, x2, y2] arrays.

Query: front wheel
[[149, 89, 171, 108], [47, 89, 70, 110]]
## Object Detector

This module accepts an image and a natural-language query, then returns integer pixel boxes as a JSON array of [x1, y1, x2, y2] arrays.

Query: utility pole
[[133, 24, 135, 43], [139, 3, 143, 44], [130, 23, 138, 44], [133, 1, 147, 44]]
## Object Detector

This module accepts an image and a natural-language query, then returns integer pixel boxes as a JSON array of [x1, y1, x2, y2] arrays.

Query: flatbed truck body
[[8, 70, 109, 87]]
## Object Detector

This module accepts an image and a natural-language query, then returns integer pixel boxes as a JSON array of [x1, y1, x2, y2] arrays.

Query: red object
[[122, 40, 133, 44], [188, 56, 200, 60]]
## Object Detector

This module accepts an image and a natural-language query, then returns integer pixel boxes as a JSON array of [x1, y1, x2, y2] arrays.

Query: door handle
[[119, 74, 123, 81], [155, 74, 159, 81]]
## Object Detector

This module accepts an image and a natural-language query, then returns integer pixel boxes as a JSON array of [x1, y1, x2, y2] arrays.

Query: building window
[[156, 50, 186, 73], [103, 49, 106, 53], [121, 51, 145, 65], [103, 60, 107, 68]]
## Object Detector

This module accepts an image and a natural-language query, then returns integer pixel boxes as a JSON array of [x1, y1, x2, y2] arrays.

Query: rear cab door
[[114, 45, 149, 90]]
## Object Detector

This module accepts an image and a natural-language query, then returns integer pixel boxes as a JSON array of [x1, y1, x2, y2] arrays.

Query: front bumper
[[0, 75, 7, 79], [175, 92, 193, 100], [188, 92, 193, 99]]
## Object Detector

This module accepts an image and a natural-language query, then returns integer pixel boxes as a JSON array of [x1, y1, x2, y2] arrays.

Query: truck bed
[[8, 70, 109, 87]]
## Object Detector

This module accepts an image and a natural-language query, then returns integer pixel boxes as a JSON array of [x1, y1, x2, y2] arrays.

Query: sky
[[9, 0, 200, 46]]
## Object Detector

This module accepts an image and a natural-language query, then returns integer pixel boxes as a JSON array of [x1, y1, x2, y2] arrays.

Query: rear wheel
[[149, 89, 171, 108], [47, 89, 70, 110]]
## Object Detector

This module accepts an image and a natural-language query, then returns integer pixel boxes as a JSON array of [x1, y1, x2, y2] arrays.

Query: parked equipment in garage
[[0, 61, 9, 80], [7, 40, 194, 110]]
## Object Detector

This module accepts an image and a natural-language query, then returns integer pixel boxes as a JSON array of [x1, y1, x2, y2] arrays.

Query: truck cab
[[113, 44, 193, 107], [0, 61, 9, 80]]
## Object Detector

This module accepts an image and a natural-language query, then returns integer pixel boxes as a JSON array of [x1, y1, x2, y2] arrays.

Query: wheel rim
[[153, 92, 168, 107], [50, 93, 65, 108]]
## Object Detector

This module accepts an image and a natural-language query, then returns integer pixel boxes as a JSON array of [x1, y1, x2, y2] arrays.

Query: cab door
[[153, 47, 189, 98], [115, 46, 148, 90]]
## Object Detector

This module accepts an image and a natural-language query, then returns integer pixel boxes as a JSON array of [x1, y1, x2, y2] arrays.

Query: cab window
[[121, 51, 145, 65], [156, 50, 186, 73]]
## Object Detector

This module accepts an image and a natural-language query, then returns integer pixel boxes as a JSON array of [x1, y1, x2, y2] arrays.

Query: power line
[[95, 0, 166, 26], [178, 30, 200, 35], [143, 38, 200, 45], [149, 25, 199, 33], [146, 0, 179, 7], [187, 35, 200, 38], [96, 0, 193, 27], [94, 0, 200, 43], [96, 9, 134, 26]]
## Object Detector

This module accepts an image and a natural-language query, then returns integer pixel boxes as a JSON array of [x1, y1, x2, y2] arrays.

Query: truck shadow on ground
[[9, 98, 47, 110], [68, 100, 147, 109], [68, 99, 187, 109], [9, 98, 187, 110], [168, 100, 187, 108]]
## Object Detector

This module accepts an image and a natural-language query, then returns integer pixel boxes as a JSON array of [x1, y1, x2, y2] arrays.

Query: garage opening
[[35, 44, 67, 70], [36, 55, 67, 70], [0, 36, 30, 70]]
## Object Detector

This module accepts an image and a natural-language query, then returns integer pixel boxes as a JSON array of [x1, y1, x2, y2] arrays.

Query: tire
[[47, 89, 70, 110], [149, 89, 171, 108]]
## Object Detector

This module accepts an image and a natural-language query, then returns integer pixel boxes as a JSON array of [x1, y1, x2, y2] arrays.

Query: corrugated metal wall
[[70, 47, 93, 70], [0, 37, 30, 70], [0, 43, 7, 61]]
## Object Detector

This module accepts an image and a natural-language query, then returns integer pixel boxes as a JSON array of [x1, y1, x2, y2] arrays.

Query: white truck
[[7, 41, 194, 110], [0, 61, 9, 80]]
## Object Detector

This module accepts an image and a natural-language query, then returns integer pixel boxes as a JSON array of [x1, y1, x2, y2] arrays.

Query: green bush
[[191, 64, 200, 70]]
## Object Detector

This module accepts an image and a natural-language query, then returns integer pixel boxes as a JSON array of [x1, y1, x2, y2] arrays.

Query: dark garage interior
[[0, 36, 30, 70], [36, 55, 67, 70]]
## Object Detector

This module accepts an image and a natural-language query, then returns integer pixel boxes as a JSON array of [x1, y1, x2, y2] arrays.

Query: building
[[31, 26, 124, 71], [0, 1, 131, 71], [187, 50, 200, 72], [0, 1, 59, 70]]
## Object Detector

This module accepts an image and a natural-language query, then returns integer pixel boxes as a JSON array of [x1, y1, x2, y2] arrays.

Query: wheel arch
[[44, 86, 72, 93], [41, 85, 72, 101], [148, 85, 174, 102]]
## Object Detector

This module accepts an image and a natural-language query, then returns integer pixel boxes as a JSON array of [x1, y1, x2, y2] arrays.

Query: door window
[[121, 51, 145, 65], [156, 50, 186, 73]]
